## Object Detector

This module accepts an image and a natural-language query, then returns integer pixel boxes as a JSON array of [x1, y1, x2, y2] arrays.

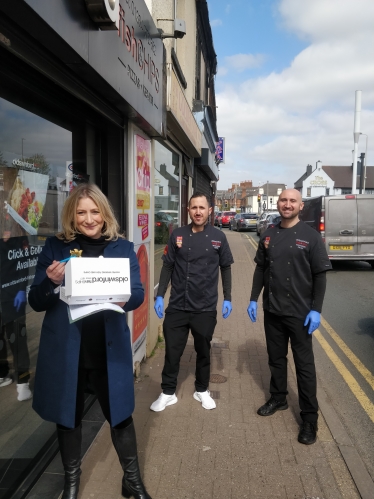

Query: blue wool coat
[[29, 236, 144, 428]]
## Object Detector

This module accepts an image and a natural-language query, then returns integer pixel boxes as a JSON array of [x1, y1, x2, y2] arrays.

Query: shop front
[[0, 1, 163, 497]]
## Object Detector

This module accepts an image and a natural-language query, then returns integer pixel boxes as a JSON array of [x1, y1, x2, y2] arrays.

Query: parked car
[[256, 210, 279, 235], [155, 212, 175, 244], [259, 213, 281, 236], [230, 213, 258, 232], [299, 194, 374, 267], [159, 210, 178, 224], [220, 211, 236, 227], [214, 211, 222, 226]]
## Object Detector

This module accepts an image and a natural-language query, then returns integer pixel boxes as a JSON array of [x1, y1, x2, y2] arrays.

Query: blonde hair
[[56, 184, 124, 242]]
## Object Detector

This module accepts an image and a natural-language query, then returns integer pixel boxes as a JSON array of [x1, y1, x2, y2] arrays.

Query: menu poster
[[132, 135, 151, 360], [5, 170, 49, 236]]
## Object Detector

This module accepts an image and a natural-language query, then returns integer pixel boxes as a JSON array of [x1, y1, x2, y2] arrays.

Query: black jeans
[[264, 311, 318, 423], [58, 367, 132, 430], [0, 319, 30, 384], [161, 310, 217, 395]]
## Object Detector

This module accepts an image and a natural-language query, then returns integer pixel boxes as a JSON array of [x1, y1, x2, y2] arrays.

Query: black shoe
[[298, 421, 318, 445], [257, 396, 288, 416]]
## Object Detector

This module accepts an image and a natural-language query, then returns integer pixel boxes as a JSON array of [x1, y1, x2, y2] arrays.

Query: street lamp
[[360, 133, 368, 193]]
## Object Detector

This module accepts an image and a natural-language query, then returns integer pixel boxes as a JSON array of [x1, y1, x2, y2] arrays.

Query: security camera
[[174, 19, 186, 38]]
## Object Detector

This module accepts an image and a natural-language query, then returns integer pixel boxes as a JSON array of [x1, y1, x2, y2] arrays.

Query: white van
[[300, 194, 374, 267]]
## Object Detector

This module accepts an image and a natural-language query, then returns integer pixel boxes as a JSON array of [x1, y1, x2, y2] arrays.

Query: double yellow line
[[314, 322, 374, 423], [244, 233, 374, 424]]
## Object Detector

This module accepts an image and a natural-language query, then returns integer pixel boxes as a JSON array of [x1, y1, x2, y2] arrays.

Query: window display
[[153, 142, 180, 288], [0, 97, 72, 498]]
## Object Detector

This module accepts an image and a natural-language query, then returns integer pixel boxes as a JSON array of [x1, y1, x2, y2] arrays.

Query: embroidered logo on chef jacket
[[163, 245, 168, 255], [211, 240, 221, 250], [264, 236, 270, 249], [176, 236, 183, 248], [296, 239, 309, 249]]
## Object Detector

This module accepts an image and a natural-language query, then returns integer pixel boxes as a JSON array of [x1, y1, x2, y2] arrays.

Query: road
[[226, 226, 374, 484]]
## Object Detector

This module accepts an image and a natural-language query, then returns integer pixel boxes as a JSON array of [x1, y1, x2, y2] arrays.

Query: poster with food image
[[5, 170, 49, 235]]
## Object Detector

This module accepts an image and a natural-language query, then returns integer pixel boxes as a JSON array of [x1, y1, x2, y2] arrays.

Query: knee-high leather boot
[[57, 425, 82, 499], [110, 422, 152, 499]]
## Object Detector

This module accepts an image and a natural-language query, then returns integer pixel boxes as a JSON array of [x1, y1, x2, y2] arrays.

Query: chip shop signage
[[23, 0, 164, 135]]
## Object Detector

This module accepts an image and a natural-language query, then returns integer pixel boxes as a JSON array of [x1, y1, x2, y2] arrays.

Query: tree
[[24, 153, 50, 176]]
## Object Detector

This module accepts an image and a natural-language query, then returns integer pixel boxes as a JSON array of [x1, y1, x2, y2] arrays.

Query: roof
[[322, 166, 374, 188], [294, 171, 309, 188], [294, 165, 374, 189]]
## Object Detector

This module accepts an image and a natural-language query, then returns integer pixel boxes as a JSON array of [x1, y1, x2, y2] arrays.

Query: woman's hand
[[46, 260, 66, 285]]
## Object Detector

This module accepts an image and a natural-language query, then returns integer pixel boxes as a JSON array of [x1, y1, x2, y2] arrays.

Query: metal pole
[[352, 90, 362, 194], [266, 181, 268, 210], [361, 133, 368, 192]]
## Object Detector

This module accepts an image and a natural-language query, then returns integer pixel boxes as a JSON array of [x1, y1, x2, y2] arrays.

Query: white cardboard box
[[59, 257, 131, 305]]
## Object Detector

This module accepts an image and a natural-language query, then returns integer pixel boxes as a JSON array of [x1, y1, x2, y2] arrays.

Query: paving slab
[[78, 231, 363, 499]]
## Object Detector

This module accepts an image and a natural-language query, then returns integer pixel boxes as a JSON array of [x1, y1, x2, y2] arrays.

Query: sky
[[207, 0, 374, 190]]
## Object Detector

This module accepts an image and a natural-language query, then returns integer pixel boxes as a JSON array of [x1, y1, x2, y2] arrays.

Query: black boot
[[111, 422, 152, 499], [57, 425, 82, 499]]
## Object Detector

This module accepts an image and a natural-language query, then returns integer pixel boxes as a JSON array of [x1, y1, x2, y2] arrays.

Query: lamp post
[[21, 138, 25, 160], [266, 180, 269, 210], [360, 133, 368, 193]]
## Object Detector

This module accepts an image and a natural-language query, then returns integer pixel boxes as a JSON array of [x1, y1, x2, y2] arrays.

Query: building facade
[[0, 1, 163, 495], [295, 161, 374, 197], [0, 1, 220, 496]]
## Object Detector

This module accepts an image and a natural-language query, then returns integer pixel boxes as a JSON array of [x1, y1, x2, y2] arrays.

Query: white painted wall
[[301, 163, 334, 198]]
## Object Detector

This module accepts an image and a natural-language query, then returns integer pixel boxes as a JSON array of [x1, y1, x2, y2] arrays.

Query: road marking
[[154, 247, 165, 256], [320, 316, 374, 392], [314, 329, 374, 424], [245, 234, 258, 251]]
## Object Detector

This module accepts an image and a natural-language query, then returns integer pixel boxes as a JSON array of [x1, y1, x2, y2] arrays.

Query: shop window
[[0, 97, 72, 497], [306, 187, 311, 197], [153, 142, 180, 288]]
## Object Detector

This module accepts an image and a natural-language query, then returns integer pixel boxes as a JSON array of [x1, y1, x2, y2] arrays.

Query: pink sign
[[138, 214, 148, 227], [141, 225, 149, 240]]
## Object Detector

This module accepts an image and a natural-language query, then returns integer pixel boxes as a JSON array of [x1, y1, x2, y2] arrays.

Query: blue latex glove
[[304, 310, 320, 334], [222, 300, 232, 319], [14, 290, 26, 312], [247, 301, 257, 322], [154, 296, 164, 319]]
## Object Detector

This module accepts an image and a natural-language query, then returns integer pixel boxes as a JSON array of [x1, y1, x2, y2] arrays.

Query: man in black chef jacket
[[247, 189, 331, 445], [151, 193, 234, 412]]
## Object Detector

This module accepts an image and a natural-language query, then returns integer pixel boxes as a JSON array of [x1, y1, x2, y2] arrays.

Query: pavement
[[77, 230, 368, 499]]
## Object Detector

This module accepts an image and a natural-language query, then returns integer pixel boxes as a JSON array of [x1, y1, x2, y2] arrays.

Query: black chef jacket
[[162, 223, 234, 312], [250, 220, 332, 319]]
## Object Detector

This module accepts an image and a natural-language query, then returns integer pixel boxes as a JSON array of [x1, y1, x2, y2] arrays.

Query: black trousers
[[161, 310, 217, 395], [264, 311, 318, 423], [0, 318, 30, 383], [58, 367, 132, 430]]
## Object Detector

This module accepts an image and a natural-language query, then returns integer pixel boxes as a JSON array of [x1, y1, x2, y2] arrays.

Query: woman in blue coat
[[29, 184, 151, 499]]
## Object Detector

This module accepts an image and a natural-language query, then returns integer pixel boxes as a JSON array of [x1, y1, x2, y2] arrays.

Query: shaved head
[[277, 189, 304, 227], [279, 189, 302, 202]]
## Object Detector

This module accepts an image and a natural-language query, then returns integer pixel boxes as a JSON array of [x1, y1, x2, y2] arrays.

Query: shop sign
[[310, 176, 327, 186], [216, 137, 225, 164], [169, 70, 201, 155], [131, 134, 150, 359]]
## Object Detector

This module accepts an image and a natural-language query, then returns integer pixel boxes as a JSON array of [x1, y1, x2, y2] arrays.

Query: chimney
[[306, 164, 312, 176]]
